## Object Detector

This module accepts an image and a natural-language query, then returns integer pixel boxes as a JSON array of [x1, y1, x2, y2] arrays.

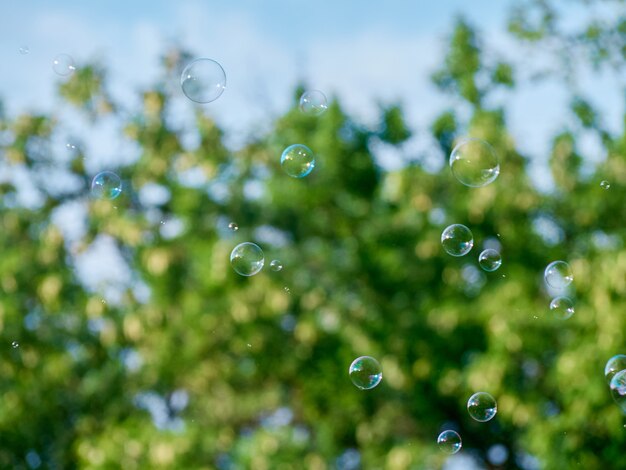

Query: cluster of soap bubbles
[[179, 57, 324, 180], [441, 224, 502, 272], [437, 392, 498, 454], [544, 261, 575, 319], [606, 355, 626, 413]]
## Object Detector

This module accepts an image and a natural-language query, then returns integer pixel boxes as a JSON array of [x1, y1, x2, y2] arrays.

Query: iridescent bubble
[[228, 222, 239, 232], [19, 46, 29, 55], [281, 144, 315, 178], [450, 138, 500, 187], [437, 430, 462, 454], [601, 180, 611, 190], [299, 90, 328, 116], [467, 392, 497, 422], [549, 296, 575, 320], [180, 58, 226, 103], [90, 171, 122, 200], [478, 249, 502, 271], [610, 370, 626, 413], [270, 260, 283, 272], [11, 341, 19, 349], [544, 261, 573, 289], [230, 242, 264, 276], [606, 355, 626, 384], [349, 356, 382, 390], [52, 53, 76, 76], [441, 224, 474, 257]]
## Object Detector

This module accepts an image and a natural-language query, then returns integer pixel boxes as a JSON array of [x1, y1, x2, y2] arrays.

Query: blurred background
[[0, 0, 625, 468]]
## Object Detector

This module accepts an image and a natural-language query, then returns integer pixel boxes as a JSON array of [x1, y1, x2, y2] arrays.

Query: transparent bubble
[[230, 242, 264, 276], [478, 249, 502, 271], [441, 224, 474, 257], [228, 222, 239, 232], [606, 355, 626, 384], [549, 296, 575, 320], [450, 138, 500, 187], [180, 58, 226, 103], [544, 261, 573, 289], [299, 90, 328, 116], [437, 430, 462, 454], [281, 144, 315, 178], [467, 392, 497, 422], [349, 356, 382, 390], [270, 260, 283, 272], [19, 46, 29, 55], [52, 53, 76, 76], [610, 370, 626, 413], [11, 341, 19, 349], [91, 171, 122, 200], [601, 180, 611, 190]]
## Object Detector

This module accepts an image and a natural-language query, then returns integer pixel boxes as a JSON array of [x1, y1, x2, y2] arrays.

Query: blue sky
[[0, 0, 623, 188]]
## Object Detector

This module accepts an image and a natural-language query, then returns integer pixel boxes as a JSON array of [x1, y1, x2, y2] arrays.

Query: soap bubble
[[437, 430, 462, 454], [610, 370, 626, 413], [601, 180, 611, 190], [478, 249, 502, 271], [549, 296, 575, 320], [270, 260, 283, 272], [450, 138, 500, 187], [281, 144, 315, 178], [91, 171, 122, 200], [11, 341, 19, 349], [230, 242, 264, 276], [180, 58, 226, 103], [605, 355, 626, 383], [349, 356, 382, 390], [441, 224, 474, 257], [228, 222, 239, 232], [544, 261, 573, 289], [299, 90, 328, 116], [467, 392, 497, 422], [19, 46, 29, 55], [52, 53, 76, 76]]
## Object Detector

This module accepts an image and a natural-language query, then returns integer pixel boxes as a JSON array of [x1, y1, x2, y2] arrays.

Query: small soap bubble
[[349, 356, 382, 390], [91, 171, 122, 200], [544, 261, 573, 289], [230, 242, 264, 276], [228, 222, 239, 232], [270, 260, 283, 272], [52, 53, 76, 76], [11, 341, 19, 349], [450, 138, 500, 187], [299, 90, 328, 116], [610, 370, 626, 413], [549, 296, 574, 320], [437, 430, 462, 454], [441, 224, 474, 257], [478, 248, 502, 271], [606, 355, 626, 383], [601, 180, 611, 190], [281, 144, 315, 178], [467, 392, 497, 422], [180, 58, 226, 103], [19, 46, 30, 55]]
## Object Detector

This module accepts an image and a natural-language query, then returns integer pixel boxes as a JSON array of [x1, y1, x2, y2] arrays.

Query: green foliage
[[1, 10, 626, 470]]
